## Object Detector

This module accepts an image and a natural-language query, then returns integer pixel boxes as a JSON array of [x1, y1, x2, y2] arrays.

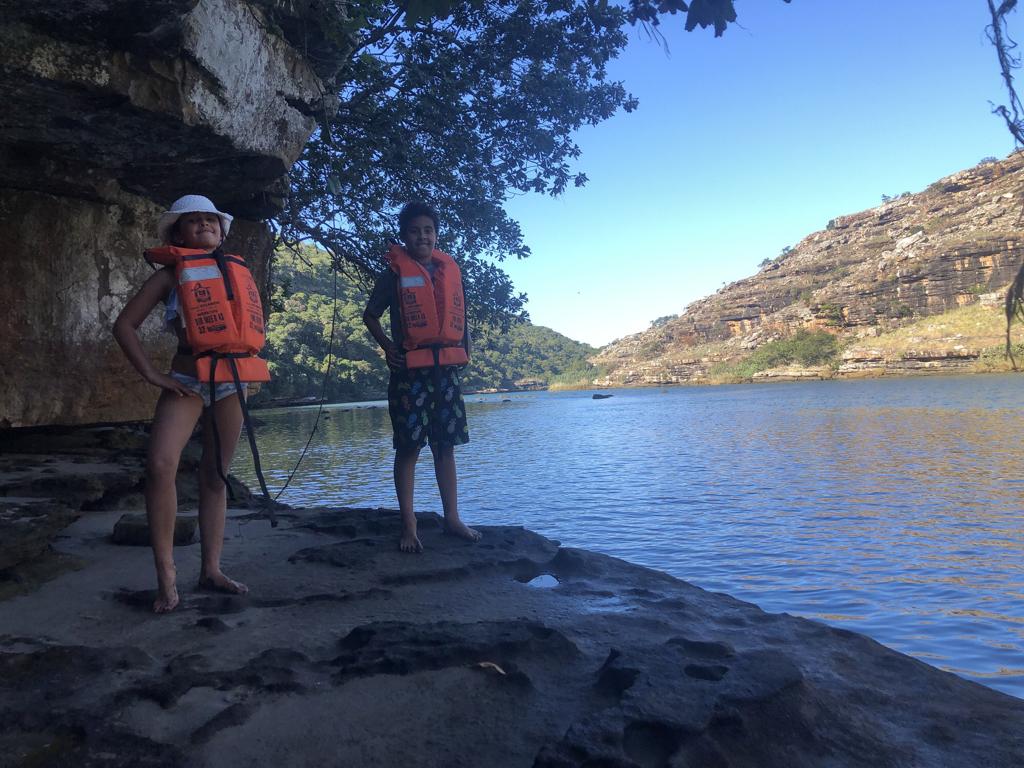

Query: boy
[[362, 202, 481, 553]]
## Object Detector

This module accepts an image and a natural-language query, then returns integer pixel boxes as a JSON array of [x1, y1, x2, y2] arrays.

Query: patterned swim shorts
[[387, 365, 469, 450]]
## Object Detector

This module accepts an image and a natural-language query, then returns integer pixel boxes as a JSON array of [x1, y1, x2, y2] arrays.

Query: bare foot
[[154, 565, 179, 614], [197, 570, 249, 595], [443, 519, 482, 543], [399, 527, 424, 554]]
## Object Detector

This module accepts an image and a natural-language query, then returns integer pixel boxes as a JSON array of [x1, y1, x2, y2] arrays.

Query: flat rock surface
[[111, 513, 198, 547], [1, 505, 1023, 767], [0, 425, 252, 584]]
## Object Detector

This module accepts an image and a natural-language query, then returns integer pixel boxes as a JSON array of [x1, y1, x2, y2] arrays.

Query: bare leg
[[432, 444, 480, 542], [146, 390, 204, 613], [394, 446, 423, 553], [196, 392, 248, 594]]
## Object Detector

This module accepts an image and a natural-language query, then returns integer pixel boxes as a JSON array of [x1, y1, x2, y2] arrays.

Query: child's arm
[[112, 268, 197, 397], [362, 273, 406, 371], [362, 308, 406, 371], [462, 279, 471, 360]]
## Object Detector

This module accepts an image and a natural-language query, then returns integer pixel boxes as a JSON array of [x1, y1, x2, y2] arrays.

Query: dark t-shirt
[[364, 264, 470, 354]]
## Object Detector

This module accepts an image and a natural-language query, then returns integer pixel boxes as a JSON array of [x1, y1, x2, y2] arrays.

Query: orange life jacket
[[145, 246, 270, 383], [387, 244, 468, 369]]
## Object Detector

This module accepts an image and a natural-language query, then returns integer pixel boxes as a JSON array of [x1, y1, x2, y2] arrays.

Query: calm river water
[[234, 374, 1024, 698]]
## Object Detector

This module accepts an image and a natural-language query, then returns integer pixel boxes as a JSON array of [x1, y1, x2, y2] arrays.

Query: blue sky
[[499, 1, 1017, 347]]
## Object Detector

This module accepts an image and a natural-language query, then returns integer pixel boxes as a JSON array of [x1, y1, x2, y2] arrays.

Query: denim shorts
[[169, 371, 247, 407]]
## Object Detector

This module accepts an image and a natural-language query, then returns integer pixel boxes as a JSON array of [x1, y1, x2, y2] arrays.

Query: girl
[[113, 195, 250, 613]]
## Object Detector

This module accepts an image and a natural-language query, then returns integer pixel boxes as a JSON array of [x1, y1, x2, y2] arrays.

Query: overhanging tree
[[278, 1, 787, 328], [986, 0, 1024, 362]]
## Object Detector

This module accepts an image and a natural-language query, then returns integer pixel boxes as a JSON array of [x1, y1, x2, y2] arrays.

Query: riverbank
[[3, 426, 1024, 766], [591, 301, 1024, 388]]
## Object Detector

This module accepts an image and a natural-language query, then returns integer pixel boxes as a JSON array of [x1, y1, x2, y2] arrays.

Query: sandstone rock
[[0, 0, 345, 213], [837, 341, 983, 377], [0, 423, 255, 579], [0, 499, 79, 572], [111, 512, 197, 546], [0, 0, 349, 427], [751, 365, 832, 381]]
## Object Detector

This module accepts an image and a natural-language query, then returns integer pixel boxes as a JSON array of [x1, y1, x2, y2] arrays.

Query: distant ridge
[[593, 152, 1024, 384]]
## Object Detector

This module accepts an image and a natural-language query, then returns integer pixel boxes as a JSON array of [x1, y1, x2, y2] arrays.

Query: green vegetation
[[977, 343, 1024, 371], [744, 329, 840, 369], [707, 330, 841, 382], [840, 301, 1024, 374], [650, 314, 678, 329], [759, 246, 792, 269], [890, 302, 914, 318], [461, 324, 598, 393], [264, 247, 387, 403], [853, 302, 1002, 355], [549, 362, 611, 391], [817, 302, 845, 325], [258, 245, 599, 403]]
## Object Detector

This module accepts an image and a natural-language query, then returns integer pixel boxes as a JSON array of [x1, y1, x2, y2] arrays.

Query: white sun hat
[[157, 194, 234, 244]]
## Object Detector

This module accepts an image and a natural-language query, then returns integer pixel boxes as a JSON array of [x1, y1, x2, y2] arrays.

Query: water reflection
[[235, 375, 1024, 698]]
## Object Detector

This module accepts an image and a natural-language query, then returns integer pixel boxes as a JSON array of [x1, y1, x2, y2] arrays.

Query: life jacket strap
[[431, 346, 444, 445], [194, 350, 252, 359], [214, 248, 235, 301], [405, 344, 468, 369], [205, 352, 278, 527]]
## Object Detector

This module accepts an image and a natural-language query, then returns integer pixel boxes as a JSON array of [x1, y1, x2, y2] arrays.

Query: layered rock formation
[[0, 0, 348, 427], [595, 154, 1024, 385]]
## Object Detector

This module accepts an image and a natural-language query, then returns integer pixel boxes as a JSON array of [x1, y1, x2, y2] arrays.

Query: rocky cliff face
[[595, 153, 1024, 385], [0, 0, 348, 427]]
